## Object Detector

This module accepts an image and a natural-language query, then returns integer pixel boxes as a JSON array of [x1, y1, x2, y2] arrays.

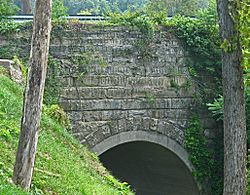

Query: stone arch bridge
[[1, 24, 217, 194], [55, 25, 213, 194]]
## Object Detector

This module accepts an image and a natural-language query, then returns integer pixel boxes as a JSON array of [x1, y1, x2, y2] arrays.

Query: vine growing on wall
[[185, 117, 214, 184], [185, 117, 223, 194]]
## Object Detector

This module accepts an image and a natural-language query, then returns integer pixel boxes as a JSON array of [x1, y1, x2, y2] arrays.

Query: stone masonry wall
[[53, 24, 195, 148], [0, 23, 215, 149]]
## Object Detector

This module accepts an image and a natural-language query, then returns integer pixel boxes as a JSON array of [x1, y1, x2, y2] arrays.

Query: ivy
[[168, 13, 221, 77], [185, 117, 213, 180], [185, 117, 222, 194]]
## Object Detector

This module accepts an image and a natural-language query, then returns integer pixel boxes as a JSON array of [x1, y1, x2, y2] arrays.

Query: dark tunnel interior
[[99, 141, 199, 195]]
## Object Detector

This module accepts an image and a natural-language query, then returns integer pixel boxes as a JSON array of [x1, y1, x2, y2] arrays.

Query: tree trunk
[[12, 0, 52, 190], [217, 0, 247, 194], [21, 0, 32, 14]]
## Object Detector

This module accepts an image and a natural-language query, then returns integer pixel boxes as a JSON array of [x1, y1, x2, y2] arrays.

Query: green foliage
[[64, 0, 147, 15], [185, 115, 223, 194], [0, 180, 28, 195], [185, 117, 214, 181], [246, 90, 250, 146], [207, 95, 224, 121], [0, 0, 20, 34], [145, 0, 168, 20], [108, 10, 155, 35], [207, 89, 250, 146], [248, 151, 250, 194], [0, 0, 18, 19], [239, 0, 250, 93], [0, 67, 9, 76], [0, 76, 23, 140], [56, 0, 210, 16], [0, 115, 19, 139], [166, 1, 222, 105], [105, 175, 132, 194], [169, 13, 220, 71], [146, 0, 208, 16], [52, 0, 68, 21], [0, 74, 134, 194], [0, 20, 20, 34], [12, 55, 27, 80], [144, 92, 156, 105], [44, 56, 62, 105], [43, 104, 71, 129], [0, 162, 12, 182], [170, 79, 180, 90], [239, 0, 250, 152]]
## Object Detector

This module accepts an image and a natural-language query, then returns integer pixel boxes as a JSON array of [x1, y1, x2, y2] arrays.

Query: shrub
[[43, 104, 71, 129], [52, 0, 68, 21], [0, 0, 18, 19]]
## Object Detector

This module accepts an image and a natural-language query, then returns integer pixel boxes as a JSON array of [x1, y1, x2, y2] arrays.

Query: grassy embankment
[[0, 74, 132, 194]]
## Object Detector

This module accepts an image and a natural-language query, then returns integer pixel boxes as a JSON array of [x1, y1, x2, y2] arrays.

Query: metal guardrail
[[7, 15, 196, 23], [8, 15, 107, 22]]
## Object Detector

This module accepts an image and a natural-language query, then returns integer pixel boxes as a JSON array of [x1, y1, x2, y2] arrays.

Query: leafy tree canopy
[[0, 0, 18, 19], [12, 0, 209, 16]]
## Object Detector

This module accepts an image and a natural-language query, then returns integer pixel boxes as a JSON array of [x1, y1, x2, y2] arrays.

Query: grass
[[0, 75, 133, 195]]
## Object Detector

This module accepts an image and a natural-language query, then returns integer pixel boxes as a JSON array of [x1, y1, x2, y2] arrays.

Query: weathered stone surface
[[0, 59, 24, 84], [49, 26, 198, 147], [0, 24, 216, 151]]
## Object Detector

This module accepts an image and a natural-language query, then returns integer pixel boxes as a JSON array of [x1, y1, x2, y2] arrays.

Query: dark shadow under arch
[[92, 131, 200, 195]]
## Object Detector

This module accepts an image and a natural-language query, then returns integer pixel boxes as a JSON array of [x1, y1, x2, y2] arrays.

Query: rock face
[[0, 59, 24, 84]]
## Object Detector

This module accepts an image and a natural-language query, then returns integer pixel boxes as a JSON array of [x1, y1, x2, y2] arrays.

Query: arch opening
[[93, 131, 199, 195], [99, 141, 199, 195]]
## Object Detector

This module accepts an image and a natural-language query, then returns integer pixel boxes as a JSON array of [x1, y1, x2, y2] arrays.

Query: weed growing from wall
[[43, 104, 71, 129]]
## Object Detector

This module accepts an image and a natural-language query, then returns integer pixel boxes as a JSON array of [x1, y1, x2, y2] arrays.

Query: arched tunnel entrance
[[99, 141, 199, 195], [92, 131, 200, 195]]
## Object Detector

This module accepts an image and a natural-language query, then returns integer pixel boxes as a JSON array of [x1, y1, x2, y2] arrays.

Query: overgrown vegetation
[[0, 75, 133, 194], [0, 0, 20, 34], [185, 117, 214, 184], [0, 0, 18, 19], [185, 117, 223, 194], [206, 0, 250, 143], [52, 0, 68, 21]]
